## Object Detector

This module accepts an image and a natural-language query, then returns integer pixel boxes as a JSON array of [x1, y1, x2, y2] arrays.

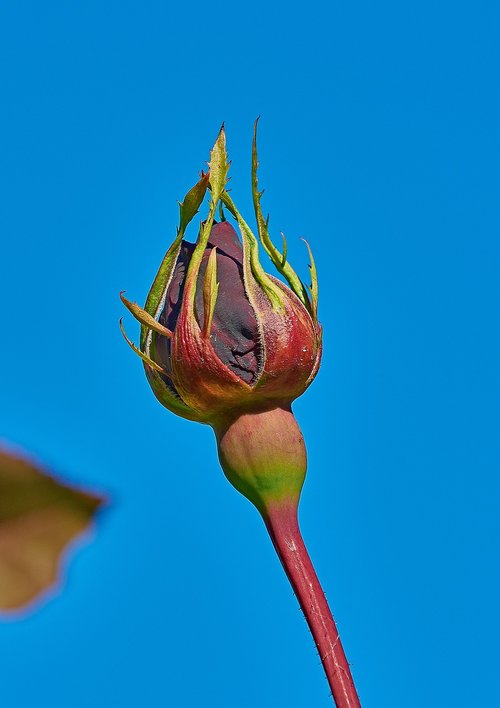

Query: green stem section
[[263, 500, 361, 707]]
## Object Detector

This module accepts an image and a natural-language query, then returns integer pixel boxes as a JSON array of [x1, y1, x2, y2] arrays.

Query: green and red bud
[[121, 124, 321, 509]]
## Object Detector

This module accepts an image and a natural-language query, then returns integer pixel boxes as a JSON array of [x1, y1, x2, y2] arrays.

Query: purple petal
[[156, 222, 260, 384]]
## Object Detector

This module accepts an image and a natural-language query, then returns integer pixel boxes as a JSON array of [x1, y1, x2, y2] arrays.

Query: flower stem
[[263, 501, 361, 707]]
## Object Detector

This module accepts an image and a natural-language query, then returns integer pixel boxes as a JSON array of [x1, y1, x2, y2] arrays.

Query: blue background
[[0, 1, 498, 706]]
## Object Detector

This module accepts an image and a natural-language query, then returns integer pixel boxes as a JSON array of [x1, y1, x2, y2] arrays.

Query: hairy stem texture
[[263, 502, 361, 707]]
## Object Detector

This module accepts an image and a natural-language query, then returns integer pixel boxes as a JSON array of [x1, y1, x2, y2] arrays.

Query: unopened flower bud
[[121, 123, 321, 510]]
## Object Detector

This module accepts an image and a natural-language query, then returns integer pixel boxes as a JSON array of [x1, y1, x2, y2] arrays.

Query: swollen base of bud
[[213, 406, 306, 514]]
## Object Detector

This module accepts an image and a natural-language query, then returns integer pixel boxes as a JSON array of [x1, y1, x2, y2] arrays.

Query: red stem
[[263, 501, 361, 707]]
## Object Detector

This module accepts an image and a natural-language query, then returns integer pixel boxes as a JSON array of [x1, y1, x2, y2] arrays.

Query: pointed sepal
[[202, 247, 219, 338], [209, 125, 230, 202], [179, 171, 210, 234], [280, 232, 288, 268], [300, 238, 319, 322], [141, 171, 210, 350], [182, 127, 230, 311], [119, 318, 171, 376], [251, 118, 310, 310], [120, 320, 204, 422], [120, 292, 172, 338]]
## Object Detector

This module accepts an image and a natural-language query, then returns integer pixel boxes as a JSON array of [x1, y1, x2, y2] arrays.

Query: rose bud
[[120, 124, 361, 707], [120, 126, 322, 509]]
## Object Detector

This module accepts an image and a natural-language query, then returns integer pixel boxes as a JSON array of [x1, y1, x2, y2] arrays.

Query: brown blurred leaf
[[0, 445, 105, 613]]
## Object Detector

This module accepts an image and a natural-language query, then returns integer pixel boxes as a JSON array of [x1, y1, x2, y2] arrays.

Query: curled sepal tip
[[120, 292, 172, 339], [280, 231, 288, 268], [119, 318, 170, 377]]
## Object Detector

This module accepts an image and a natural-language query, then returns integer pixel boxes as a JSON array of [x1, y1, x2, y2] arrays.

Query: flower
[[121, 123, 322, 511]]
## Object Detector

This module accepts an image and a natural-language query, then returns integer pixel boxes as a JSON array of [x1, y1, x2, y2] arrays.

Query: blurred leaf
[[0, 446, 105, 614]]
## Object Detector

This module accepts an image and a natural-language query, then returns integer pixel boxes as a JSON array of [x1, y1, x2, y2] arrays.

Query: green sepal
[[179, 170, 211, 234], [120, 319, 201, 420], [119, 318, 171, 376], [209, 126, 230, 203], [221, 191, 285, 312], [301, 238, 319, 322], [183, 127, 229, 311], [251, 118, 311, 310], [141, 171, 210, 349], [280, 231, 288, 268], [202, 247, 219, 337], [120, 292, 172, 339]]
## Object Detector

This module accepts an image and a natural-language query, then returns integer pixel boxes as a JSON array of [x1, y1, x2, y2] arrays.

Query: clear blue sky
[[0, 1, 498, 706]]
